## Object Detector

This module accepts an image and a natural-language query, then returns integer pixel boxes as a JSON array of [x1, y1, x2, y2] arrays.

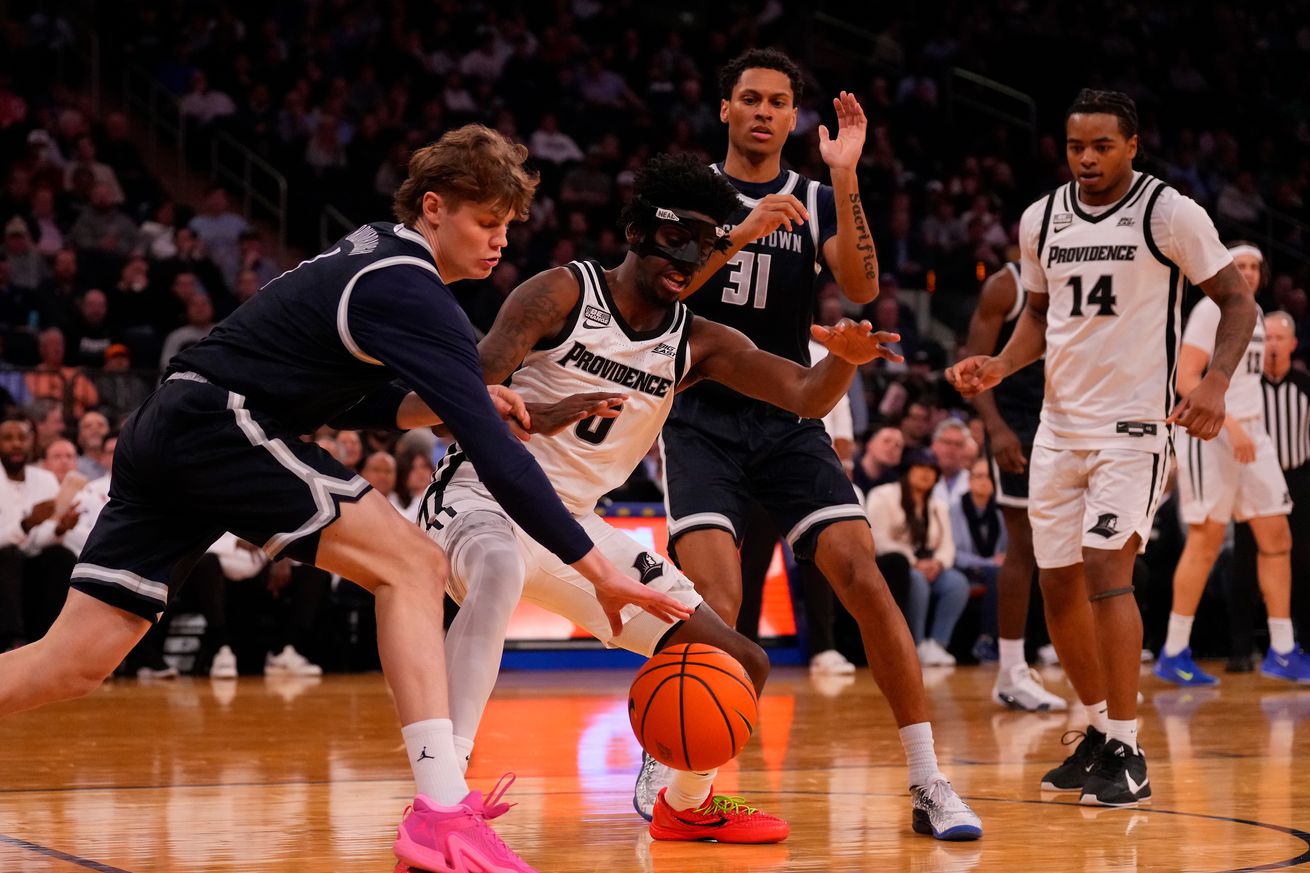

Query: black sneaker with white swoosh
[[1080, 739, 1151, 807], [1040, 726, 1105, 792]]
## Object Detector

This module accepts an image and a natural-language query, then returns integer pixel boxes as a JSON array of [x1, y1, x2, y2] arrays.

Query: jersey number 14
[[1067, 275, 1118, 317], [722, 252, 773, 309]]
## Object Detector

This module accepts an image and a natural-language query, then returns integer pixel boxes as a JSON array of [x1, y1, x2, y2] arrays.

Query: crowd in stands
[[2, 1, 1308, 673]]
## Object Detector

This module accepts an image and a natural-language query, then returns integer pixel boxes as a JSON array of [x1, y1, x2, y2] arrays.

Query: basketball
[[628, 643, 759, 771]]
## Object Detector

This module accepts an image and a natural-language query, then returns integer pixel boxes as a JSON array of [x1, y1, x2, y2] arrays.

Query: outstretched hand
[[810, 318, 903, 365], [818, 91, 868, 173], [527, 392, 627, 436]]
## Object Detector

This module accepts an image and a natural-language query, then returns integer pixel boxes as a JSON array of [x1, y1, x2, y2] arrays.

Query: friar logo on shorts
[[633, 552, 664, 584], [1088, 513, 1120, 538]]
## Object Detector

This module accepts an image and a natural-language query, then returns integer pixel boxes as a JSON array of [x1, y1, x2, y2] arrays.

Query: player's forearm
[[1208, 293, 1258, 381], [1175, 363, 1204, 398], [994, 306, 1047, 377], [969, 389, 1008, 432], [828, 169, 878, 304], [683, 249, 736, 298], [396, 391, 442, 429], [793, 357, 858, 419]]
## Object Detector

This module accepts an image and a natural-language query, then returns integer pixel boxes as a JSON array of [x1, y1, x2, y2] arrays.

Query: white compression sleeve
[[444, 513, 529, 757]]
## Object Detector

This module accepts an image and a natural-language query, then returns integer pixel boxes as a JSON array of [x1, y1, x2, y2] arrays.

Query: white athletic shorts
[[1029, 445, 1170, 569], [425, 483, 703, 657], [1176, 422, 1292, 525]]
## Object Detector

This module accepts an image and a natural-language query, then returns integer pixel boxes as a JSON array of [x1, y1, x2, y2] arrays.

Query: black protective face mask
[[630, 199, 729, 273]]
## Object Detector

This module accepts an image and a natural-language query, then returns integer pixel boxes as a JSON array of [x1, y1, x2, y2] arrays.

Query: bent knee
[[736, 639, 771, 691]]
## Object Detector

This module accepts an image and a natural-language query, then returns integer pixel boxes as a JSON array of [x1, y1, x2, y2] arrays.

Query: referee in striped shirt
[[1233, 311, 1310, 665]]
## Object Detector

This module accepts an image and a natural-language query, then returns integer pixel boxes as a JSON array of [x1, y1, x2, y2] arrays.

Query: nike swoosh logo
[[583, 320, 608, 329], [1176, 669, 1194, 680], [1277, 656, 1291, 667], [1125, 772, 1149, 795], [671, 814, 729, 828], [1053, 224, 1072, 233]]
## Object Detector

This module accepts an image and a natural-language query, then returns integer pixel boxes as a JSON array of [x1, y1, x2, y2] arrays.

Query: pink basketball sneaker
[[393, 774, 534, 873]]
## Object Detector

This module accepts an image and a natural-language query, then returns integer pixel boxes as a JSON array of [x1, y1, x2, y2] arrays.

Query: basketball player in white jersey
[[419, 155, 972, 851], [1158, 241, 1310, 686], [949, 89, 1256, 807]]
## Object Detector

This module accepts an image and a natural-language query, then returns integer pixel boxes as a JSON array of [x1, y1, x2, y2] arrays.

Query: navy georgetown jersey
[[678, 165, 838, 410], [170, 221, 592, 562], [991, 262, 1045, 424]]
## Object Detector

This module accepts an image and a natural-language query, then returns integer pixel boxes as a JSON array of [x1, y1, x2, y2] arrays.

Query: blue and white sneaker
[[1152, 648, 1219, 686], [910, 778, 982, 841], [633, 750, 674, 821], [1260, 647, 1310, 684]]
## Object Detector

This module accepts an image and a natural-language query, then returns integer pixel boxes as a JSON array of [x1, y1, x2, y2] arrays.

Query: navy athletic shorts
[[985, 409, 1040, 509], [659, 393, 865, 564], [70, 373, 371, 620]]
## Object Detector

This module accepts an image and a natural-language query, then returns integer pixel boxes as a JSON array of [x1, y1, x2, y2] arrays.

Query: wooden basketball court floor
[[1, 664, 1307, 872]]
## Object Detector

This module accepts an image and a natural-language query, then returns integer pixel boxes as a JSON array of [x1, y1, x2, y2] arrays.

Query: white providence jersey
[[443, 259, 693, 514], [1182, 297, 1266, 420], [1020, 172, 1233, 452]]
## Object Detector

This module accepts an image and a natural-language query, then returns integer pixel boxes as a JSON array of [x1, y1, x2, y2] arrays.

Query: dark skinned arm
[[960, 267, 1025, 473], [946, 291, 1049, 397], [687, 317, 902, 419], [1167, 262, 1256, 440]]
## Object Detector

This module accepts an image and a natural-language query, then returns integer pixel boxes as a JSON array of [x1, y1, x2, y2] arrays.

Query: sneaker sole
[[912, 818, 983, 841], [649, 823, 789, 844], [1039, 781, 1084, 793], [395, 829, 530, 873], [993, 690, 1065, 712], [1078, 793, 1151, 808], [1260, 668, 1310, 684]]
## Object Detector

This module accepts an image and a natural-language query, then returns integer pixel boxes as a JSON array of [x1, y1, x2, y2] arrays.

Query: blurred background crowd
[[1, 0, 1307, 675]]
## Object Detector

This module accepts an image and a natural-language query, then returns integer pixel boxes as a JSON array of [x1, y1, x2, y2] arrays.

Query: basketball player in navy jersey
[[0, 125, 691, 873], [963, 263, 1067, 712], [655, 49, 983, 840], [950, 90, 1255, 807], [421, 154, 904, 848]]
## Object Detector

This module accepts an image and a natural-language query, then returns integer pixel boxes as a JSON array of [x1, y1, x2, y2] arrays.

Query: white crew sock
[[998, 638, 1026, 674], [1105, 717, 1138, 753], [1163, 611, 1194, 657], [899, 722, 944, 787], [1088, 700, 1110, 735], [1269, 617, 1296, 655], [453, 735, 475, 776], [664, 768, 716, 811], [402, 718, 469, 806]]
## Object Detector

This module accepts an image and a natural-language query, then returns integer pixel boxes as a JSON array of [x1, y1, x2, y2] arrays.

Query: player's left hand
[[818, 91, 867, 173], [488, 385, 532, 441], [527, 392, 627, 436], [1167, 372, 1228, 440], [811, 318, 903, 364]]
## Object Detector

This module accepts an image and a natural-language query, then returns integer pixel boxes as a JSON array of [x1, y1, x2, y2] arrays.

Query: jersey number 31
[[722, 252, 772, 309]]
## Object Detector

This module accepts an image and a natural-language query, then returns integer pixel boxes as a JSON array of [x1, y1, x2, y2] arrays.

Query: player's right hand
[[987, 422, 1027, 474], [526, 392, 626, 436], [1226, 419, 1256, 464], [735, 193, 810, 242], [945, 355, 1007, 397]]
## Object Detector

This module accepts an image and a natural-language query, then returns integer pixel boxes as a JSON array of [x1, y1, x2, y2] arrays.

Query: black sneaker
[[1039, 727, 1105, 792], [1080, 739, 1151, 807]]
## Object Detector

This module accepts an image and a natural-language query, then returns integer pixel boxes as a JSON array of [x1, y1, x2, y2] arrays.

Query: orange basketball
[[628, 643, 759, 771]]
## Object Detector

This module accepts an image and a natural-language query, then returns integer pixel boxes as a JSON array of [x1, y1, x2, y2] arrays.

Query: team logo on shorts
[[1087, 513, 1120, 538], [633, 551, 664, 584]]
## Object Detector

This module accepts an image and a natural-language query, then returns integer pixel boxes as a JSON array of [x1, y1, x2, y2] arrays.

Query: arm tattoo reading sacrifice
[[850, 193, 876, 282]]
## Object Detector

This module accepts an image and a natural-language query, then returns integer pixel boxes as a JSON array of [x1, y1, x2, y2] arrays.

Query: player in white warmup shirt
[[1156, 241, 1310, 686], [948, 89, 1257, 808], [421, 154, 982, 848]]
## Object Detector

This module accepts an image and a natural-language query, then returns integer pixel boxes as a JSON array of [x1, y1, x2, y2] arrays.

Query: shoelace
[[920, 779, 966, 813], [696, 794, 759, 817], [482, 772, 519, 820]]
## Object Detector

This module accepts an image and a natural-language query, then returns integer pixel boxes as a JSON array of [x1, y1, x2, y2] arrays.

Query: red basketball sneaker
[[649, 787, 790, 844]]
